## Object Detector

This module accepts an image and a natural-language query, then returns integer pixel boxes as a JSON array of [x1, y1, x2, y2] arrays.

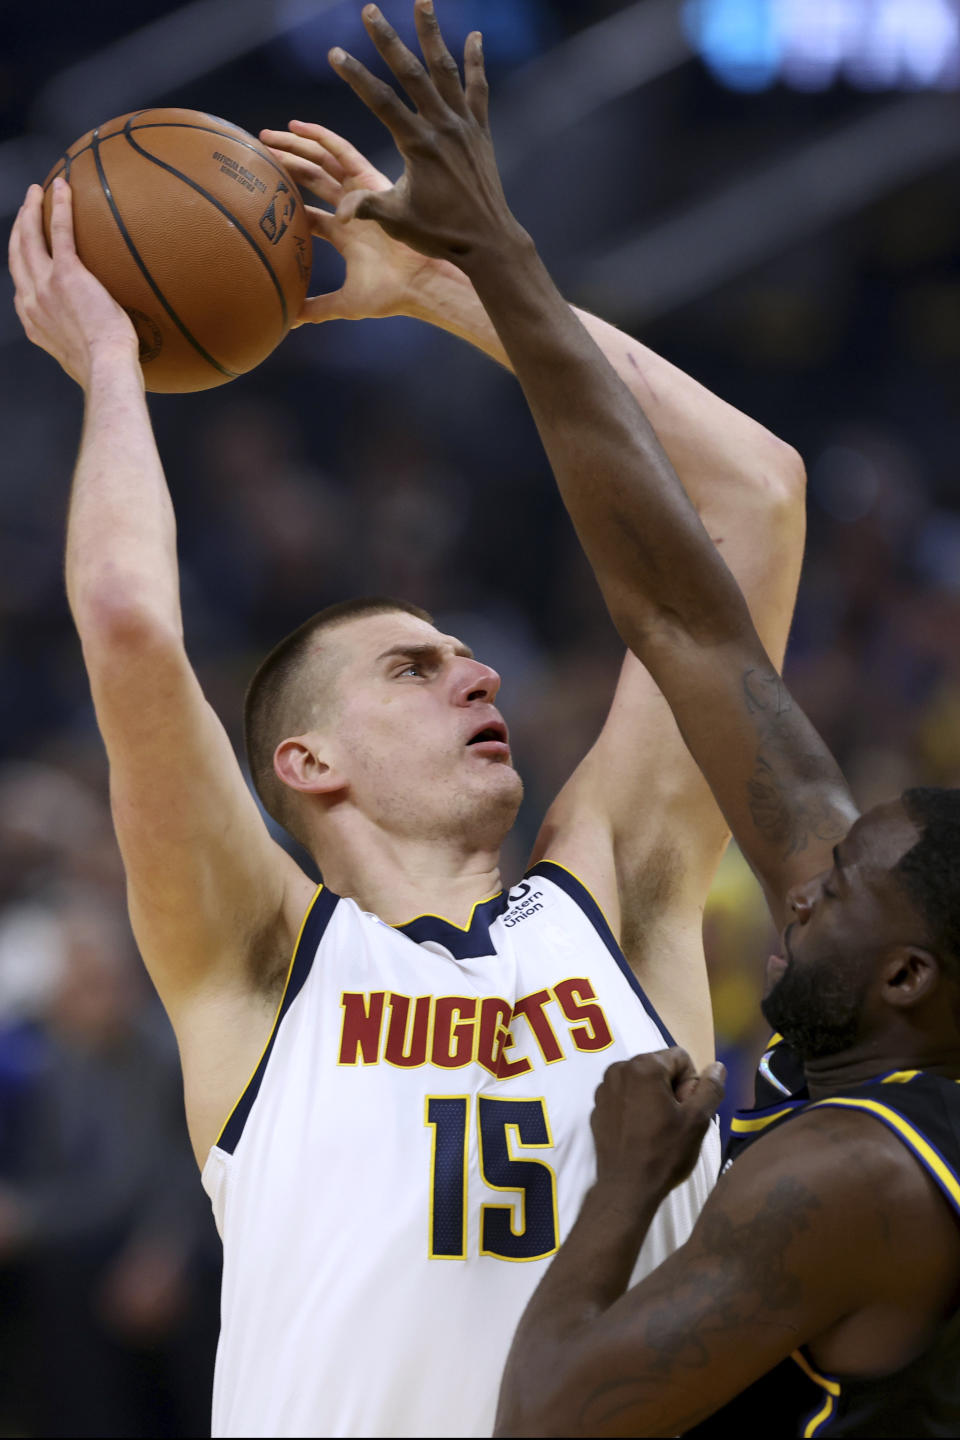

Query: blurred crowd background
[[3, 0, 960, 1433]]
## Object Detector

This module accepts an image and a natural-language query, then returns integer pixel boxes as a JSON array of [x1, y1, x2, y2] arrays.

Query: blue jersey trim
[[218, 885, 339, 1156], [526, 860, 677, 1048], [393, 890, 510, 959]]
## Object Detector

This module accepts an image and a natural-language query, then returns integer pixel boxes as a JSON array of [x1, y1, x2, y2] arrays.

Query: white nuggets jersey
[[202, 860, 720, 1438]]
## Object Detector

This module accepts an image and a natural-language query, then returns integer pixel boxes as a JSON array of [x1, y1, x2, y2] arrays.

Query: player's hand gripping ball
[[42, 109, 313, 392]]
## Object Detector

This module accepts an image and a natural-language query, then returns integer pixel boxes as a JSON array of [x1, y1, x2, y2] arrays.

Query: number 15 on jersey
[[426, 1096, 559, 1261]]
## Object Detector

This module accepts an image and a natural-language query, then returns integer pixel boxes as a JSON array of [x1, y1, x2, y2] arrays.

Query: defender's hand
[[327, 0, 528, 270], [592, 1049, 725, 1200], [260, 121, 461, 324], [9, 180, 138, 389]]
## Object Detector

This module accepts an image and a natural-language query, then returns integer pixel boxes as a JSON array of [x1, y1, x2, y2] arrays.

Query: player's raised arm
[[9, 181, 312, 1154], [322, 1, 857, 928]]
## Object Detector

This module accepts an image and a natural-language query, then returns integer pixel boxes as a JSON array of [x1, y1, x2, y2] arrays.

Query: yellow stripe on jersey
[[805, 1392, 837, 1437], [730, 1105, 798, 1134], [213, 884, 326, 1149], [808, 1097, 960, 1212], [792, 1349, 840, 1437], [881, 1070, 920, 1084]]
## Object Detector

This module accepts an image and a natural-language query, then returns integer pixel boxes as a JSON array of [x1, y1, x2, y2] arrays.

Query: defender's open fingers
[[329, 45, 420, 146], [463, 31, 489, 128], [413, 0, 468, 114], [360, 4, 445, 117]]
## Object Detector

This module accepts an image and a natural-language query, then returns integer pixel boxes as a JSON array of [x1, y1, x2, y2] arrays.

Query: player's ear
[[274, 735, 347, 798], [880, 945, 939, 1009]]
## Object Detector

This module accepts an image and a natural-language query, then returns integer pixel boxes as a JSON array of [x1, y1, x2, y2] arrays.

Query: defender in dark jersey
[[296, 15, 960, 1435], [492, 740, 960, 1432], [701, 1036, 960, 1437], [441, 23, 960, 1426]]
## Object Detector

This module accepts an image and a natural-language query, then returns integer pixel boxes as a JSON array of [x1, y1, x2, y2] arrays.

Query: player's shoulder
[[720, 1095, 939, 1260], [733, 1070, 960, 1230], [508, 857, 629, 961]]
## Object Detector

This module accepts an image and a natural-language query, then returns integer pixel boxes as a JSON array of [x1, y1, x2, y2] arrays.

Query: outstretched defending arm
[[9, 182, 313, 1159], [321, 2, 856, 929]]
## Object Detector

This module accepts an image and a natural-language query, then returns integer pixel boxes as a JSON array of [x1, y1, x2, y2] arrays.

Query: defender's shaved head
[[244, 597, 433, 837]]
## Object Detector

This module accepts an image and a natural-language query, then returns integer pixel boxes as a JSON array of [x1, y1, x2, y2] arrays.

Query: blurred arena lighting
[[683, 0, 960, 92], [579, 91, 960, 324], [31, 0, 345, 138], [491, 0, 692, 176]]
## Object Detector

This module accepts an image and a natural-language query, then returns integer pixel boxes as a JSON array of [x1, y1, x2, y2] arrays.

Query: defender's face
[[762, 801, 923, 1058], [317, 612, 523, 843]]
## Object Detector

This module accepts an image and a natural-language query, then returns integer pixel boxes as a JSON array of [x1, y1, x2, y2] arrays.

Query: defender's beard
[[761, 952, 869, 1062]]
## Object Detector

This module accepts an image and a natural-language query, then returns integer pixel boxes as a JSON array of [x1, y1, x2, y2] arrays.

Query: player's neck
[[311, 822, 504, 928], [804, 1042, 960, 1099]]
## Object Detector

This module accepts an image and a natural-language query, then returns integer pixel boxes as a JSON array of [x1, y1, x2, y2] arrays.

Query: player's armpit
[[88, 615, 313, 1018], [496, 1105, 960, 1438], [527, 674, 718, 1068]]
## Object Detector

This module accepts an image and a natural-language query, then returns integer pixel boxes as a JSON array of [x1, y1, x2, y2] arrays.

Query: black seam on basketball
[[46, 118, 300, 195], [126, 120, 302, 190], [43, 113, 149, 187], [91, 127, 237, 379], [122, 116, 288, 329]]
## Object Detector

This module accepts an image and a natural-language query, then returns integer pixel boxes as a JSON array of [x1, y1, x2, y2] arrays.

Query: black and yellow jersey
[[685, 1045, 960, 1438]]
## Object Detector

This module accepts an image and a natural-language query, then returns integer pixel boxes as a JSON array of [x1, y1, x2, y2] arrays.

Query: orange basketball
[[42, 108, 312, 393]]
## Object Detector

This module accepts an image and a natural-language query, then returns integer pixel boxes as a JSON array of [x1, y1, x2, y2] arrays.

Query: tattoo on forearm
[[575, 1174, 822, 1435], [741, 667, 849, 860]]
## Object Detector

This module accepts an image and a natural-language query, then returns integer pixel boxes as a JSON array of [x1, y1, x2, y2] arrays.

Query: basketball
[[42, 108, 313, 393]]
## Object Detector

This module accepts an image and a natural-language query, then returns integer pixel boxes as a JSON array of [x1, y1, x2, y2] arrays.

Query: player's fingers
[[336, 186, 405, 229], [360, 4, 447, 118], [48, 177, 78, 263], [294, 289, 347, 326], [288, 121, 373, 180], [7, 201, 26, 283], [260, 128, 347, 184], [683, 1062, 726, 1124], [414, 0, 468, 114], [329, 47, 420, 147], [15, 185, 52, 286], [303, 205, 344, 250], [265, 149, 342, 206], [650, 1046, 697, 1091], [464, 31, 489, 129]]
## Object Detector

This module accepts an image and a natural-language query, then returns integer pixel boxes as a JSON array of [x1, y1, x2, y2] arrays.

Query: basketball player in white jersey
[[8, 5, 805, 1435]]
